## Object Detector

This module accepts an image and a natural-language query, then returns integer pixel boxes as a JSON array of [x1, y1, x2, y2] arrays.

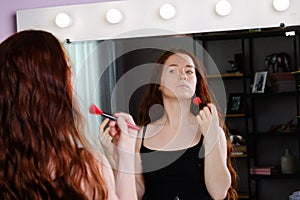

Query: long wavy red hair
[[0, 30, 107, 199], [137, 48, 238, 200]]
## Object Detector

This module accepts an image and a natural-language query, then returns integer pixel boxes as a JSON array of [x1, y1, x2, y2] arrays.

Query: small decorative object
[[280, 148, 297, 174], [264, 52, 290, 73], [289, 190, 300, 200], [229, 134, 246, 145], [252, 71, 268, 93], [227, 59, 239, 73], [227, 93, 245, 114], [226, 53, 244, 73], [268, 119, 296, 133]]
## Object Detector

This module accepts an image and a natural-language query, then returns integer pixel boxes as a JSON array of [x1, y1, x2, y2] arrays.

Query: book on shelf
[[250, 165, 279, 175], [269, 73, 296, 92], [269, 72, 295, 80]]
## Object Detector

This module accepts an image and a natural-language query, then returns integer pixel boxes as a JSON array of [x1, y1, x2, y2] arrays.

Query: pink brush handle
[[126, 122, 141, 131]]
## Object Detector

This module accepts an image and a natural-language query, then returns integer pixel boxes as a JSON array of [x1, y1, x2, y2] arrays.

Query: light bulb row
[[55, 0, 290, 28], [55, 3, 177, 28]]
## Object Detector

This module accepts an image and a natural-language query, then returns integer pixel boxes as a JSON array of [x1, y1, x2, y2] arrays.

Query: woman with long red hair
[[0, 30, 138, 200], [108, 48, 237, 200]]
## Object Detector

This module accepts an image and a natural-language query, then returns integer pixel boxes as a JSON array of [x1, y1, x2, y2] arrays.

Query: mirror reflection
[[64, 25, 300, 199]]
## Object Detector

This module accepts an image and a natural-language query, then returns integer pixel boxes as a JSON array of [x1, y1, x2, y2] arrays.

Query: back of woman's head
[[0, 30, 107, 199], [0, 30, 73, 131]]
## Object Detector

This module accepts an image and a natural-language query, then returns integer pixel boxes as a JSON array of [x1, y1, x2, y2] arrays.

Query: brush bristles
[[89, 104, 103, 115]]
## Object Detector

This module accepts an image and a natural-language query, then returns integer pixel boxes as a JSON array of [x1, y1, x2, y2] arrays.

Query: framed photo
[[227, 93, 245, 114], [252, 71, 268, 93]]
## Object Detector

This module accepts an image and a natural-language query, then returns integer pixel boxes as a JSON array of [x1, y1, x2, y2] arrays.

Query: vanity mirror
[[16, 1, 300, 199], [15, 0, 300, 120]]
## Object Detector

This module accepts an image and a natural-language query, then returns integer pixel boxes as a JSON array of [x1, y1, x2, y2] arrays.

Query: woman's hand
[[98, 118, 118, 168], [197, 104, 219, 136], [107, 112, 138, 174], [198, 104, 231, 199], [108, 112, 138, 154], [197, 103, 221, 153], [99, 114, 139, 199]]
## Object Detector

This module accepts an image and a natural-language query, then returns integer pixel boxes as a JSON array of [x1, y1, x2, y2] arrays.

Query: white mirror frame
[[16, 0, 300, 42]]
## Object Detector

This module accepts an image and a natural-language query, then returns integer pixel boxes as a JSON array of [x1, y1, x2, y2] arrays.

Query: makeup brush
[[89, 104, 140, 131], [193, 97, 206, 110]]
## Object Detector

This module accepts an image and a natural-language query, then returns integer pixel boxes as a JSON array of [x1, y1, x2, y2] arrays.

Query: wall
[[0, 0, 112, 42]]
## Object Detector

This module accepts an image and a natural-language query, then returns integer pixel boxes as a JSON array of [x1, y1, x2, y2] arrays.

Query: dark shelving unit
[[193, 25, 300, 200]]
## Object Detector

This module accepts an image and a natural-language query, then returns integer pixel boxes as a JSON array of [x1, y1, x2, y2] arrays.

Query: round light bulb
[[273, 0, 289, 11], [215, 0, 232, 16], [106, 8, 123, 24], [55, 13, 71, 28], [159, 3, 176, 20]]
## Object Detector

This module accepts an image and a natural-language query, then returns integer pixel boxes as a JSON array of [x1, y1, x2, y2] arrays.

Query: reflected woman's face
[[160, 53, 197, 100]]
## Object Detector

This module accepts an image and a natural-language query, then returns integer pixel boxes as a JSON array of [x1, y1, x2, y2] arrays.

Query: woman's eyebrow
[[186, 65, 195, 68], [167, 64, 195, 68], [167, 64, 179, 67]]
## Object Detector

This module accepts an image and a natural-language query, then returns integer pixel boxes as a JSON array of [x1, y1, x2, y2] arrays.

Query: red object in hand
[[193, 97, 202, 105], [193, 97, 222, 117], [193, 97, 207, 110]]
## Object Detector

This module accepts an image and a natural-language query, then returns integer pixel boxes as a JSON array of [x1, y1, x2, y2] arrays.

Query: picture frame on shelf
[[252, 71, 268, 93], [227, 93, 245, 114]]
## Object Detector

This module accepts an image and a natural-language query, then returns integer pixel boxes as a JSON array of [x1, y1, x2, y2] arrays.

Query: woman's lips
[[177, 84, 189, 88]]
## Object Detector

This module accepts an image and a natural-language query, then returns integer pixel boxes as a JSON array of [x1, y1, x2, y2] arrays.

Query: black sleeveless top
[[140, 126, 211, 200]]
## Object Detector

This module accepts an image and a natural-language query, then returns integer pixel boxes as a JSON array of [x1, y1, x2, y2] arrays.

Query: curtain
[[64, 40, 117, 149]]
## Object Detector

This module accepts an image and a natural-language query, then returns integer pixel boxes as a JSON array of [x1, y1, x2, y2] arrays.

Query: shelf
[[226, 113, 248, 118], [237, 192, 250, 199], [250, 131, 300, 137], [250, 173, 300, 180], [230, 154, 247, 159], [206, 73, 244, 79], [291, 71, 300, 75], [249, 91, 297, 98]]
